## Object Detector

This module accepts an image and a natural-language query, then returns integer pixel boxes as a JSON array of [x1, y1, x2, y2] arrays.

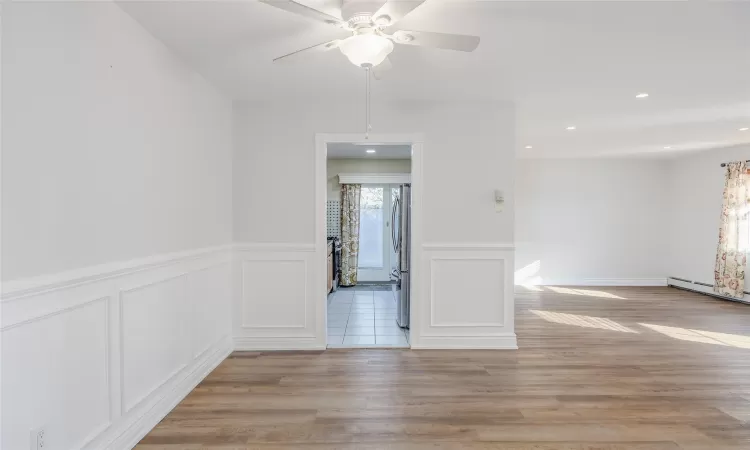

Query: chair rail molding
[[1, 244, 233, 301]]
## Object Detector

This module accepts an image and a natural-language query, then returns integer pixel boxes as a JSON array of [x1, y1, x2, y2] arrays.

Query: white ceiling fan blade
[[371, 57, 392, 80], [259, 0, 344, 26], [391, 30, 480, 52], [372, 0, 426, 27], [273, 39, 341, 63]]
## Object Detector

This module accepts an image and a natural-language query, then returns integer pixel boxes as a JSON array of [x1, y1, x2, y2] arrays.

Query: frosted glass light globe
[[339, 34, 394, 68]]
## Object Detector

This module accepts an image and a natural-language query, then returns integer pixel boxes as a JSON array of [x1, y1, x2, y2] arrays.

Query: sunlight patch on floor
[[640, 323, 750, 349], [517, 284, 544, 292], [515, 260, 542, 286], [530, 309, 638, 333], [545, 286, 625, 299]]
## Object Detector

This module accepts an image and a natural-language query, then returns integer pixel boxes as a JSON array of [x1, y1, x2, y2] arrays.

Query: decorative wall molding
[[233, 244, 318, 349], [418, 243, 516, 350], [1, 244, 233, 301], [337, 172, 411, 185], [97, 336, 232, 450], [429, 256, 507, 328], [240, 259, 308, 329], [3, 246, 233, 450]]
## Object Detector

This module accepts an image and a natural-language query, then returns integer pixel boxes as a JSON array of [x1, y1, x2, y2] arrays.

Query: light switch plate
[[494, 190, 504, 212]]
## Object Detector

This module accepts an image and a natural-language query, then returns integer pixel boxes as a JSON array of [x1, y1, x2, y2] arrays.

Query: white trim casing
[[316, 133, 425, 349], [337, 172, 411, 185]]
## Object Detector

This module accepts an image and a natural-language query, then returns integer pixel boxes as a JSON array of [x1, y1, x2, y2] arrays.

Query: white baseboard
[[95, 336, 232, 450], [526, 278, 667, 287], [233, 336, 326, 351], [412, 334, 518, 350], [667, 277, 750, 305]]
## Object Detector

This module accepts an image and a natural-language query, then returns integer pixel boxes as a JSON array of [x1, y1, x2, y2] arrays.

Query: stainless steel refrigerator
[[391, 184, 411, 328]]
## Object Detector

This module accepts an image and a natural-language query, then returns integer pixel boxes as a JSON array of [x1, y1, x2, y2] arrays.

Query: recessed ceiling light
[[525, 145, 533, 149], [664, 146, 673, 149], [566, 126, 576, 131], [366, 149, 376, 153], [740, 127, 749, 131], [636, 93, 649, 98]]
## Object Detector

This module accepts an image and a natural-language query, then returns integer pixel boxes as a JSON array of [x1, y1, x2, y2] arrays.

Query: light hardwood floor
[[137, 286, 750, 449]]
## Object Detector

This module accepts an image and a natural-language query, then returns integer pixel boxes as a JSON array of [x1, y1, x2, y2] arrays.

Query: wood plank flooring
[[136, 287, 750, 449]]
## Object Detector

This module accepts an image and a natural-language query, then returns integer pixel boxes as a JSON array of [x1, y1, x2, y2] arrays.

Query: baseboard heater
[[667, 276, 750, 305]]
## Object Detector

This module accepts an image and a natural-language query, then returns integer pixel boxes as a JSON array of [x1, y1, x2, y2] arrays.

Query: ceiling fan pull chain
[[365, 66, 372, 139]]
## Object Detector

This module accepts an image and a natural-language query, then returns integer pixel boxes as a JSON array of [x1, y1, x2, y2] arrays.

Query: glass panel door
[[358, 185, 391, 281], [359, 186, 384, 268]]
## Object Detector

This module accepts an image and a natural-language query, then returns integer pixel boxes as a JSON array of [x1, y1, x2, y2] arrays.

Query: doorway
[[318, 138, 420, 348]]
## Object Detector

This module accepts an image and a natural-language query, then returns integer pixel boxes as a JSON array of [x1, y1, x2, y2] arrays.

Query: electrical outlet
[[30, 427, 46, 450]]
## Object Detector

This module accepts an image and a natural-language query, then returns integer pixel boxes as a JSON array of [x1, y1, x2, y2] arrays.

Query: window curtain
[[340, 184, 361, 286], [714, 161, 750, 298]]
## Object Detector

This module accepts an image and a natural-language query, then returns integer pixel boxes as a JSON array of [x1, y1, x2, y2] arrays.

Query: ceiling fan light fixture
[[339, 33, 394, 67]]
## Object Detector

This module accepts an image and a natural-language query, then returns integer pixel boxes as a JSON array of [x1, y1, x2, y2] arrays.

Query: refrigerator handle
[[391, 197, 399, 253]]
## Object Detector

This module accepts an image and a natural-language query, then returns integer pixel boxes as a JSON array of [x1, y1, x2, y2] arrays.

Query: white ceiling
[[327, 143, 411, 159], [119, 0, 750, 159]]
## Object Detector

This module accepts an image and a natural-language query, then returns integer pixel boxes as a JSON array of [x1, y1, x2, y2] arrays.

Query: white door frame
[[315, 133, 424, 348]]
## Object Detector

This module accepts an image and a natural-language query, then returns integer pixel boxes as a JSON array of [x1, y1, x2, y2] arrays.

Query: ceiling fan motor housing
[[341, 0, 388, 23]]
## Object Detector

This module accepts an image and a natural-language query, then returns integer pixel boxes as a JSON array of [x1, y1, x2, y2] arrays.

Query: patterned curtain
[[340, 184, 361, 286], [714, 161, 750, 298]]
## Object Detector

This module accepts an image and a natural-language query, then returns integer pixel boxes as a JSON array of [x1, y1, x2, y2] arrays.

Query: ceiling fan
[[259, 0, 480, 77]]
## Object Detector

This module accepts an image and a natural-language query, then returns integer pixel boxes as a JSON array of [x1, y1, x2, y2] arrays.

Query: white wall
[[667, 144, 750, 285], [326, 158, 411, 200], [1, 3, 233, 449], [233, 101, 517, 349], [234, 102, 514, 243], [2, 2, 233, 282], [515, 159, 668, 285]]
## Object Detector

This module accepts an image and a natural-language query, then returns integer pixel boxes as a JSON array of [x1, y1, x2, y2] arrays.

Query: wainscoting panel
[[431, 258, 506, 327], [120, 274, 191, 414], [415, 243, 517, 349], [233, 244, 321, 350], [241, 260, 307, 329], [0, 245, 233, 450], [2, 297, 111, 450], [189, 264, 232, 359]]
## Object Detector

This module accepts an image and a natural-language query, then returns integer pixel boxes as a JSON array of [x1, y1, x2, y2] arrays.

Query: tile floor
[[327, 285, 409, 348]]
